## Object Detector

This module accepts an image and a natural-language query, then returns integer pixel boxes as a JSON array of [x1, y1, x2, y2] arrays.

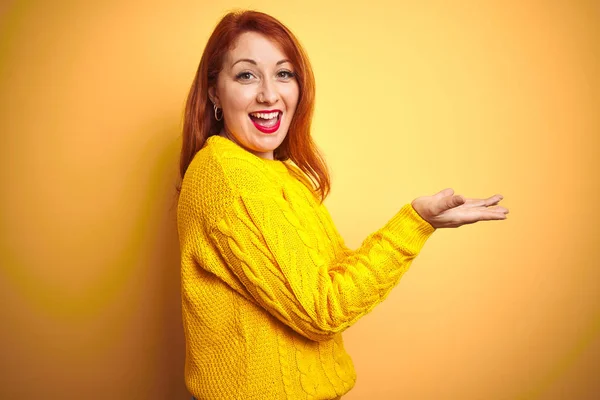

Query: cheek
[[234, 88, 255, 109], [221, 84, 254, 117], [288, 97, 300, 116], [283, 85, 300, 111]]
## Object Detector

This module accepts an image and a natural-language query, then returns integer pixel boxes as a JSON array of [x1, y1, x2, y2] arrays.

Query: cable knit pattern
[[177, 135, 436, 399]]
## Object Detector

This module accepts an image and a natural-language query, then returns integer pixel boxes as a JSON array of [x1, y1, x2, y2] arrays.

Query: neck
[[217, 130, 275, 160]]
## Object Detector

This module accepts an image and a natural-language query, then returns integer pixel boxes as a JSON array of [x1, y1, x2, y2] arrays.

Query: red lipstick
[[249, 110, 282, 134]]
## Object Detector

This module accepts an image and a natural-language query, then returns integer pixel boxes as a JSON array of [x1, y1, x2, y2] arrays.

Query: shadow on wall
[[97, 126, 189, 398], [0, 127, 188, 399], [135, 130, 188, 399]]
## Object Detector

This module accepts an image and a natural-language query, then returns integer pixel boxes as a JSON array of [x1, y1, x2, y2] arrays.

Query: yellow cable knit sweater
[[176, 135, 436, 400]]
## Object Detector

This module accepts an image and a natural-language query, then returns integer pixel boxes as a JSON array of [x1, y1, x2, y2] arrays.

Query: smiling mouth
[[248, 111, 282, 133]]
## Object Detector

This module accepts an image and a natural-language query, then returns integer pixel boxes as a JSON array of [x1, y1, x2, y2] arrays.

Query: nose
[[257, 78, 279, 104]]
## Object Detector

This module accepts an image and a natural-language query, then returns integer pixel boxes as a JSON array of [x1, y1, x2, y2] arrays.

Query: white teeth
[[250, 111, 279, 120]]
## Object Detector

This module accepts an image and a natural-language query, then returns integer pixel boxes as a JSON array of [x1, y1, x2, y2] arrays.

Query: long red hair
[[177, 9, 331, 202]]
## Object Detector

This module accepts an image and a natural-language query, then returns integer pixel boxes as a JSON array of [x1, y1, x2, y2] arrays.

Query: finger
[[478, 211, 508, 221], [485, 194, 504, 206], [439, 194, 465, 212], [454, 195, 466, 207], [487, 205, 509, 214], [435, 188, 454, 198], [464, 194, 504, 208]]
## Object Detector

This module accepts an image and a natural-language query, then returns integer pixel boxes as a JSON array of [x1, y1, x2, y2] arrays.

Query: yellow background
[[1, 1, 598, 398]]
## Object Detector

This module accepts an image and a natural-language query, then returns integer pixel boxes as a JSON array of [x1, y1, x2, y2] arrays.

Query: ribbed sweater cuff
[[384, 203, 436, 255]]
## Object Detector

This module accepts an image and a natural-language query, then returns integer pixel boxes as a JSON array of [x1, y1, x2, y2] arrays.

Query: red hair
[[177, 9, 331, 202]]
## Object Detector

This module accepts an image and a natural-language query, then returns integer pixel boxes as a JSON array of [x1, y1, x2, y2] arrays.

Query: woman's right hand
[[411, 188, 509, 229]]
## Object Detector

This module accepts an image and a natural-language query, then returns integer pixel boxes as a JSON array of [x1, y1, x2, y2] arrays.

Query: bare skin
[[411, 188, 508, 229]]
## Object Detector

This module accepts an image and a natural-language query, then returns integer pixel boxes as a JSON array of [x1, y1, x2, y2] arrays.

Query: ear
[[208, 86, 219, 107]]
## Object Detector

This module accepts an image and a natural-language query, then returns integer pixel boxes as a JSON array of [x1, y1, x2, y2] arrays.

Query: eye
[[236, 71, 255, 81], [278, 70, 295, 79]]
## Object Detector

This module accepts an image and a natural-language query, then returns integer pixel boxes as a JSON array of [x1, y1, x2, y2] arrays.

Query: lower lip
[[250, 113, 281, 134]]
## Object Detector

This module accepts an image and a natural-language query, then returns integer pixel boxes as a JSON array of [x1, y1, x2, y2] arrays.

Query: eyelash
[[236, 70, 296, 81]]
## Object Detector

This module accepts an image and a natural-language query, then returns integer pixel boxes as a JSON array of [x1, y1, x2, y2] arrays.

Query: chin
[[257, 132, 285, 144]]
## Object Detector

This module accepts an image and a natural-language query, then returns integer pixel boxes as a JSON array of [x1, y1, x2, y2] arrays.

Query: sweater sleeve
[[203, 186, 436, 342]]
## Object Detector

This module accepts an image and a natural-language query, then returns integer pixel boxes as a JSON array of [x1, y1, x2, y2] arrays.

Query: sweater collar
[[206, 135, 289, 175]]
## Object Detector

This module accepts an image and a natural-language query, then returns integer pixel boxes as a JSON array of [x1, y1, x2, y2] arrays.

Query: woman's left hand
[[411, 188, 509, 229]]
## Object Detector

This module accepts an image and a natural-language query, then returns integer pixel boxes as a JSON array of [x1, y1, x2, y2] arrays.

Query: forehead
[[225, 31, 287, 67]]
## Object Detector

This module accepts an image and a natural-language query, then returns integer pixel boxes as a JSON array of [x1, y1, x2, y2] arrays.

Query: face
[[208, 31, 300, 160]]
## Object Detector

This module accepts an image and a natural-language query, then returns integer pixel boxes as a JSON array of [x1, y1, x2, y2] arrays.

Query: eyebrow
[[231, 58, 291, 68]]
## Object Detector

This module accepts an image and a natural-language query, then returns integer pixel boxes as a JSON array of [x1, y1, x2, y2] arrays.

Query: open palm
[[411, 188, 509, 229]]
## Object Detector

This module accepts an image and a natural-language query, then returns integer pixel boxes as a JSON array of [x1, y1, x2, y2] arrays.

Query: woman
[[176, 10, 508, 400]]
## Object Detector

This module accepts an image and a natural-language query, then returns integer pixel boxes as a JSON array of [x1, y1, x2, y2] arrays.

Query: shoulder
[[178, 139, 280, 225], [177, 145, 232, 228]]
